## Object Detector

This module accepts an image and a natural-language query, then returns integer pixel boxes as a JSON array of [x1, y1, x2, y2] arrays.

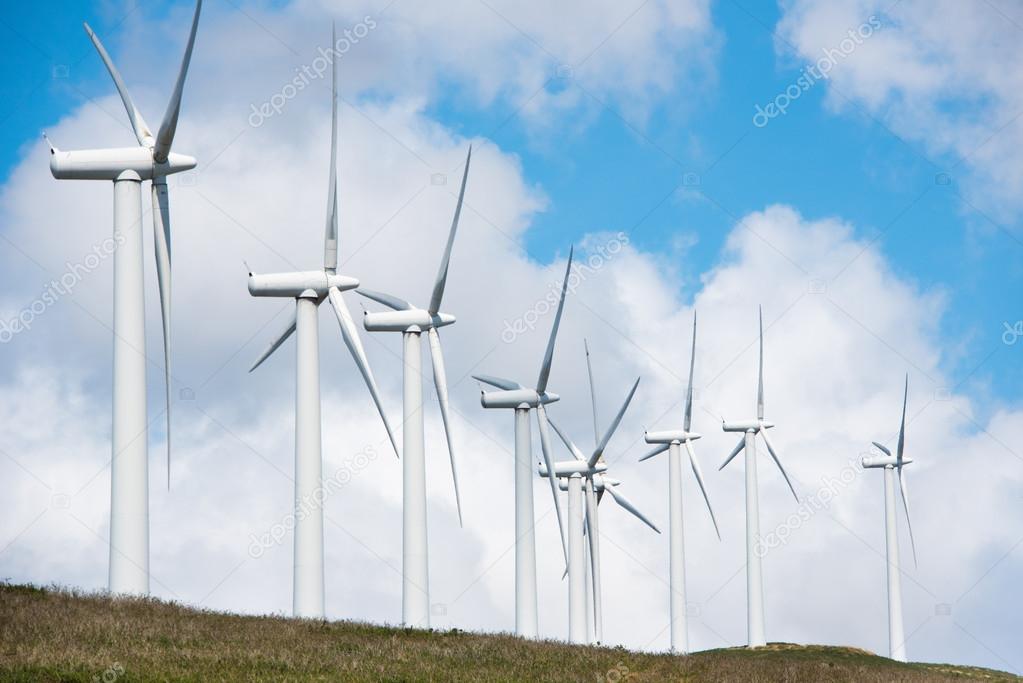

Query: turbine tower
[[862, 375, 917, 662], [719, 306, 799, 648], [247, 37, 399, 618], [640, 312, 721, 653], [472, 249, 575, 638], [46, 0, 203, 595], [546, 368, 660, 645], [357, 146, 472, 629]]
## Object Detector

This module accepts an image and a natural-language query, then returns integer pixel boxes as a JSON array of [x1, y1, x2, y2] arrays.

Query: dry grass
[[0, 583, 1018, 682]]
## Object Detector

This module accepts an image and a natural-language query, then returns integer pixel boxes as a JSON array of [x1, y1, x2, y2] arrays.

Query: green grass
[[0, 582, 1018, 682]]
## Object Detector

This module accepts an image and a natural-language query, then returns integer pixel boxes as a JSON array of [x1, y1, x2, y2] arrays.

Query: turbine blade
[[548, 419, 587, 462], [589, 377, 640, 469], [638, 443, 669, 462], [428, 145, 471, 314], [153, 0, 202, 163], [151, 182, 172, 489], [898, 467, 918, 567], [324, 24, 339, 273], [760, 427, 799, 501], [328, 288, 400, 459], [684, 311, 696, 432], [684, 439, 721, 540], [357, 288, 412, 311], [536, 403, 569, 568], [719, 437, 745, 470], [470, 374, 523, 391], [249, 308, 297, 372], [872, 441, 892, 457], [897, 374, 908, 463], [536, 247, 574, 394], [585, 479, 603, 642], [427, 327, 462, 526], [757, 305, 764, 420], [82, 22, 152, 146], [584, 339, 599, 445], [605, 485, 660, 533]]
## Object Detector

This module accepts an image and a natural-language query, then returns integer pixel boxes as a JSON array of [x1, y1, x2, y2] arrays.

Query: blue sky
[[1, 0, 1021, 670], [5, 0, 1017, 410]]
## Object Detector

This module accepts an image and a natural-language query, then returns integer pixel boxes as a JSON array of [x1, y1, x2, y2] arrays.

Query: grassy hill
[[0, 583, 1017, 682]]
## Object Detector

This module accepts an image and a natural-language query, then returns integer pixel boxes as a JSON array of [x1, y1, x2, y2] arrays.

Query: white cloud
[[0, 0, 1019, 675], [776, 0, 1023, 218]]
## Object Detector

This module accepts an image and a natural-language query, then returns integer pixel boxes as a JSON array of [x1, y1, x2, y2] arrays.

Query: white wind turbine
[[357, 146, 472, 629], [546, 361, 660, 645], [472, 249, 575, 638], [46, 0, 202, 595], [719, 306, 799, 648], [247, 40, 399, 619], [861, 375, 917, 662], [640, 312, 721, 654]]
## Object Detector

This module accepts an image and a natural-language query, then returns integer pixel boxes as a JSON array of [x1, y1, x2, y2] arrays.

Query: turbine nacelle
[[247, 271, 359, 298], [722, 419, 774, 433], [644, 429, 701, 444], [479, 388, 559, 409], [362, 308, 455, 332], [538, 460, 608, 477], [49, 145, 196, 181], [862, 454, 914, 469]]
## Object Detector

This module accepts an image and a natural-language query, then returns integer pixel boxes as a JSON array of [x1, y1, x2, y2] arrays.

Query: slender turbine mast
[[358, 146, 472, 629], [546, 370, 660, 645], [719, 306, 799, 647], [47, 0, 203, 595], [862, 375, 917, 662], [640, 312, 721, 653], [472, 249, 575, 638], [247, 38, 399, 618]]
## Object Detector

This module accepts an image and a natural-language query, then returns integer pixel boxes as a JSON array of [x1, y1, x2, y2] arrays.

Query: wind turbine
[[472, 249, 575, 638], [357, 146, 472, 629], [719, 306, 799, 648], [46, 0, 202, 595], [640, 312, 720, 653], [862, 375, 917, 662], [546, 360, 660, 645], [247, 36, 399, 619]]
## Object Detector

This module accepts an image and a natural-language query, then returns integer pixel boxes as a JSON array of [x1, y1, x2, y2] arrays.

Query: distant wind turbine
[[862, 375, 917, 662], [546, 355, 659, 645], [247, 35, 399, 618], [47, 0, 203, 595], [357, 146, 472, 629], [640, 312, 720, 653], [719, 306, 799, 647], [472, 249, 575, 638]]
